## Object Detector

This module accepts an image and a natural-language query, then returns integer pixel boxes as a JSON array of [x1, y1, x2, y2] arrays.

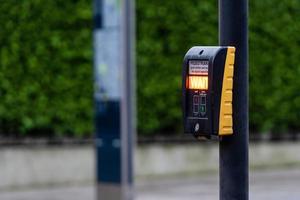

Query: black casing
[[182, 46, 228, 139]]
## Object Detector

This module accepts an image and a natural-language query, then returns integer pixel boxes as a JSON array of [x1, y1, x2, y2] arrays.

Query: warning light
[[187, 76, 208, 90]]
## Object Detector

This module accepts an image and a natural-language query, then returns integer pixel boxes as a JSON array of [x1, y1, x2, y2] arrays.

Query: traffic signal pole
[[93, 0, 135, 199], [219, 0, 249, 200]]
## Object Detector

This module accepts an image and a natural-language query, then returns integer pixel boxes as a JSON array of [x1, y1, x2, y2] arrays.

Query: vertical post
[[219, 0, 249, 200], [121, 0, 136, 199], [93, 0, 135, 199]]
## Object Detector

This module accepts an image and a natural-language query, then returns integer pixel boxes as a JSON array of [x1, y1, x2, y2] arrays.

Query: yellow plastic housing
[[219, 47, 235, 135]]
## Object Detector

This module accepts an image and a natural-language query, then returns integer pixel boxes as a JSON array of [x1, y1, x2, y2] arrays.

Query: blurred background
[[0, 0, 300, 200]]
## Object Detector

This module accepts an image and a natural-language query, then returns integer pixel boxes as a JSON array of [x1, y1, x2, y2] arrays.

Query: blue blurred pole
[[219, 0, 249, 200], [93, 0, 135, 199]]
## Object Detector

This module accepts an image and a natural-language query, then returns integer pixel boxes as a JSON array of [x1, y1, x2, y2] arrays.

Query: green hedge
[[136, 0, 218, 135], [249, 0, 300, 133], [0, 0, 93, 136], [137, 0, 300, 135], [0, 0, 300, 136]]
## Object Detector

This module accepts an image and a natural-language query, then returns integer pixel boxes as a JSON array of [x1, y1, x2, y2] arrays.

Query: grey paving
[[0, 185, 95, 200], [0, 168, 299, 200]]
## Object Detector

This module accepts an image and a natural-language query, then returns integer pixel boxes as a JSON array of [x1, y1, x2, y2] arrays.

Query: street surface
[[0, 168, 299, 200]]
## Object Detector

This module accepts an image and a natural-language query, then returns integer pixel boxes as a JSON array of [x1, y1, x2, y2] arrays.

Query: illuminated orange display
[[187, 76, 208, 90]]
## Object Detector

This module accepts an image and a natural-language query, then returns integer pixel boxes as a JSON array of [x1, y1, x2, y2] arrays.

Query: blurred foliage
[[136, 0, 218, 135], [0, 0, 93, 136], [249, 0, 300, 133], [137, 0, 300, 135], [0, 0, 300, 136]]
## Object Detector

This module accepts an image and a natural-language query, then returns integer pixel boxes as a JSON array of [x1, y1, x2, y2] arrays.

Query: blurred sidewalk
[[0, 168, 299, 200]]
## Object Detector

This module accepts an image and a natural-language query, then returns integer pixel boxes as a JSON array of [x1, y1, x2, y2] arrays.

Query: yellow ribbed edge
[[219, 47, 235, 136]]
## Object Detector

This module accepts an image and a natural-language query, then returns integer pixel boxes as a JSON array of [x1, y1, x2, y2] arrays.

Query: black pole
[[219, 0, 249, 200]]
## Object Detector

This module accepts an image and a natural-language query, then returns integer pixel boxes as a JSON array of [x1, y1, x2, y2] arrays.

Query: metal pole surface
[[219, 0, 249, 200], [93, 0, 135, 199], [121, 0, 136, 199]]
